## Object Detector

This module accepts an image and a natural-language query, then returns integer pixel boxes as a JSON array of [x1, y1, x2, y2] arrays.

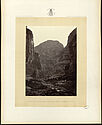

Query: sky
[[27, 26, 76, 47]]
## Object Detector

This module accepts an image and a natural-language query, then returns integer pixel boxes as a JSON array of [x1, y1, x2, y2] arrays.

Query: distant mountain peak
[[35, 40, 64, 48], [35, 40, 64, 55]]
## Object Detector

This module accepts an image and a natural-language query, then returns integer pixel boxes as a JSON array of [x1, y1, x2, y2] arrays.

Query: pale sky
[[27, 26, 76, 47]]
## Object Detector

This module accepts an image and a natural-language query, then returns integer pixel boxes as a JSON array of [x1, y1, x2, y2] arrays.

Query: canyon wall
[[26, 27, 42, 79]]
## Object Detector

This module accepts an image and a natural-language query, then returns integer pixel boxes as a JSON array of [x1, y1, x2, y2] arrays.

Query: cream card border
[[15, 17, 87, 107]]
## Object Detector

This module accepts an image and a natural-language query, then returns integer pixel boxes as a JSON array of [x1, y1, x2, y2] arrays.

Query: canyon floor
[[26, 76, 76, 96]]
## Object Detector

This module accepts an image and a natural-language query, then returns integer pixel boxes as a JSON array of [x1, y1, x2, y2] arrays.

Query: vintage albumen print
[[15, 17, 86, 107], [26, 26, 77, 96]]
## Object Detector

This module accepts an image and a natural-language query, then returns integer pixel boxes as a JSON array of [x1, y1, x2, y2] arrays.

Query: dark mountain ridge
[[35, 40, 64, 78]]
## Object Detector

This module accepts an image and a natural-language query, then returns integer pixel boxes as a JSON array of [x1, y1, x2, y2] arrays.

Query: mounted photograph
[[26, 26, 77, 96], [15, 17, 86, 107]]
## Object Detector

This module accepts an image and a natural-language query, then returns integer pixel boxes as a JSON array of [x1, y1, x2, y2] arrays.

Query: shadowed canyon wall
[[26, 27, 42, 78]]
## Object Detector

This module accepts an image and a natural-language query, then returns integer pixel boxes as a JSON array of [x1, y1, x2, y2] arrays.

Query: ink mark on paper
[[47, 8, 55, 16]]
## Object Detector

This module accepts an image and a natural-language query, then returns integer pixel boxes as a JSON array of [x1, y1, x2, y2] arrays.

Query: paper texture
[[1, 0, 101, 123], [15, 17, 86, 107]]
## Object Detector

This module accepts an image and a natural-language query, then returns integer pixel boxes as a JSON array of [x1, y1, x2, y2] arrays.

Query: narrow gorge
[[26, 27, 77, 96]]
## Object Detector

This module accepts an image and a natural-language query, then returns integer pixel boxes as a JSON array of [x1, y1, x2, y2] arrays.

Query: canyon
[[26, 27, 77, 96]]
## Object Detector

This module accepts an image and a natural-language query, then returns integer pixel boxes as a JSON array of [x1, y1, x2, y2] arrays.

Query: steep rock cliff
[[26, 28, 77, 96], [35, 40, 64, 78], [34, 28, 77, 80], [64, 28, 77, 80], [57, 28, 77, 80], [26, 27, 42, 78]]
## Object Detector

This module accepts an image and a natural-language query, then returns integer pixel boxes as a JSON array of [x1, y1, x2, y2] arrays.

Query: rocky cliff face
[[26, 27, 34, 75], [64, 28, 77, 81], [58, 28, 77, 80], [26, 28, 77, 96], [26, 27, 42, 79], [34, 28, 77, 81], [35, 40, 64, 79]]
